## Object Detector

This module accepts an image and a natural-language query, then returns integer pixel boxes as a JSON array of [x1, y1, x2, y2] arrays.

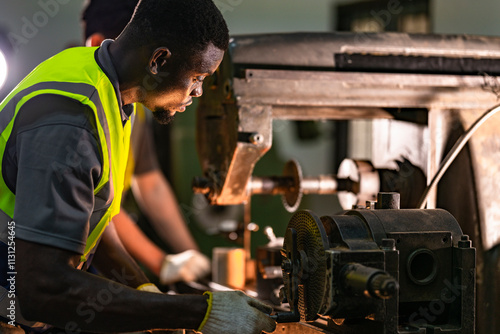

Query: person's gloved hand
[[198, 291, 277, 334], [159, 249, 211, 285]]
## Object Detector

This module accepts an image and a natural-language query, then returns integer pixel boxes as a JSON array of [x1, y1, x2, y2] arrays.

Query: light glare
[[0, 50, 7, 90]]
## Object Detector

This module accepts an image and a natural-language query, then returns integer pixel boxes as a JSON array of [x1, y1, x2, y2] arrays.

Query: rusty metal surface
[[234, 70, 498, 111], [458, 109, 500, 250], [229, 32, 500, 68], [195, 32, 500, 207], [271, 320, 335, 334]]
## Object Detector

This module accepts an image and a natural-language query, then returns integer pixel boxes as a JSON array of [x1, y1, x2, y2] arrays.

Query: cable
[[417, 103, 500, 209]]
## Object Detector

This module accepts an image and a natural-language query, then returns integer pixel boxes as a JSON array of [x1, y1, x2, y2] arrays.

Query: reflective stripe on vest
[[123, 103, 149, 193], [0, 46, 132, 261]]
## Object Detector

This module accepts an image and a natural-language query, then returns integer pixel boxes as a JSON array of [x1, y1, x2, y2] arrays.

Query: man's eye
[[193, 76, 205, 83]]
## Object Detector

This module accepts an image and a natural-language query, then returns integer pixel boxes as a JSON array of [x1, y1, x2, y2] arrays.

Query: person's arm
[[113, 208, 165, 276], [16, 239, 208, 332], [16, 239, 277, 334], [91, 220, 152, 287], [114, 207, 211, 285], [133, 169, 197, 253]]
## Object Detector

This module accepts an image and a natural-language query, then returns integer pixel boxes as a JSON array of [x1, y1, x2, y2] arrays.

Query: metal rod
[[250, 175, 356, 195], [243, 200, 252, 262], [249, 176, 293, 195], [301, 175, 338, 194]]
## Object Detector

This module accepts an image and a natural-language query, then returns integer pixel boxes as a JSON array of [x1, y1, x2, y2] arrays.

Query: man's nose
[[191, 84, 203, 97]]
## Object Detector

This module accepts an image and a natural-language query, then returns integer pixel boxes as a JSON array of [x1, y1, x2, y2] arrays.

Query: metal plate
[[282, 159, 303, 212]]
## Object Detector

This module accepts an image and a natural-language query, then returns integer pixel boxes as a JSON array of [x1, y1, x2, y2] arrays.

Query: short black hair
[[124, 0, 229, 53], [82, 0, 139, 40]]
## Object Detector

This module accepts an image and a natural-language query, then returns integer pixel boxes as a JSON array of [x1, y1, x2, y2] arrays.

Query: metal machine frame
[[193, 32, 500, 333]]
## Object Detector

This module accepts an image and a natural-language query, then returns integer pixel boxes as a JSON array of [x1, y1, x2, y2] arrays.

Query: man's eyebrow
[[197, 69, 215, 77]]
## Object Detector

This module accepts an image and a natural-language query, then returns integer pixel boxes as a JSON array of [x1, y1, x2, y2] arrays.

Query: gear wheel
[[282, 210, 329, 321]]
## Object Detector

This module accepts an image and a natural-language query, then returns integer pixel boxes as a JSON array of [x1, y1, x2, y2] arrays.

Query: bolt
[[249, 133, 264, 145], [458, 234, 472, 248], [381, 238, 396, 251]]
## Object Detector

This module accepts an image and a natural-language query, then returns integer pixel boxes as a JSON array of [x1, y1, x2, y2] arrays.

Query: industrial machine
[[274, 193, 475, 333], [193, 32, 500, 333]]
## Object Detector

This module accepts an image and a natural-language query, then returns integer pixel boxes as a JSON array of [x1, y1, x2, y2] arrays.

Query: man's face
[[141, 42, 224, 124]]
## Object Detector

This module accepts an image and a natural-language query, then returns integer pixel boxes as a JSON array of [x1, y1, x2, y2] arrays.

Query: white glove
[[159, 250, 211, 285], [199, 291, 276, 334]]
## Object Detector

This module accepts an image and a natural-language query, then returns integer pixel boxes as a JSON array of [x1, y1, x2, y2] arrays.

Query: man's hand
[[199, 291, 277, 334], [159, 250, 211, 285]]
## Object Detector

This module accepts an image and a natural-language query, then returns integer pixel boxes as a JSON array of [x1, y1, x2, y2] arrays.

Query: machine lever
[[341, 263, 399, 299]]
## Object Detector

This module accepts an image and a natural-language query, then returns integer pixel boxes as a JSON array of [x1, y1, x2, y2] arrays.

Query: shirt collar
[[95, 39, 134, 123]]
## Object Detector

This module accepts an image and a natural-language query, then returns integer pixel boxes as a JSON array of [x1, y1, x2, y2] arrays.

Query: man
[[0, 0, 277, 333], [82, 0, 210, 288]]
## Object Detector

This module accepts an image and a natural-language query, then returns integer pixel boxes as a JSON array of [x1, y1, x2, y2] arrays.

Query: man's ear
[[149, 47, 172, 75], [85, 33, 106, 47]]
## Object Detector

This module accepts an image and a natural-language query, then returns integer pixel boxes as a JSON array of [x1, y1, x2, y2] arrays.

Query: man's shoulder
[[16, 94, 98, 134]]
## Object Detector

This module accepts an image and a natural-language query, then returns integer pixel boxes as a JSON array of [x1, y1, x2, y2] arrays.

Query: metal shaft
[[249, 175, 355, 196]]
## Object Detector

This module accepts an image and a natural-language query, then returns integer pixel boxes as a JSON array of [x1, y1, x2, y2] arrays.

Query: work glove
[[159, 249, 211, 285], [198, 291, 277, 334]]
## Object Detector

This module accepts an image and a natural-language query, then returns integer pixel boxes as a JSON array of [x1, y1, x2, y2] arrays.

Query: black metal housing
[[280, 206, 475, 333]]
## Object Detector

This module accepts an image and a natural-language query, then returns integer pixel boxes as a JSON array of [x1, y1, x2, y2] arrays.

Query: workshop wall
[[0, 0, 86, 98], [433, 0, 500, 35]]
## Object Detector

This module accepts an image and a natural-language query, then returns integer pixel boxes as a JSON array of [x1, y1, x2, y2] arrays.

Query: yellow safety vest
[[0, 46, 132, 262]]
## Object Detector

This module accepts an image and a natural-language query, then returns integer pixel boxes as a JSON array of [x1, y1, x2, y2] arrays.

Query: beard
[[152, 108, 176, 125]]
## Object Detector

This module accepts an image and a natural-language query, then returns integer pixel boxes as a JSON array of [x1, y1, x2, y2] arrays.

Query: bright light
[[0, 50, 7, 90]]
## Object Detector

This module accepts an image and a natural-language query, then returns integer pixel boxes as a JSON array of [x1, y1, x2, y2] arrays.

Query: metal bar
[[249, 176, 294, 195], [250, 175, 355, 196]]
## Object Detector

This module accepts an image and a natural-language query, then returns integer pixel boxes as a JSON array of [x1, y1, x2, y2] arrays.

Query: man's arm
[[16, 239, 277, 334], [91, 220, 151, 287], [113, 209, 165, 276], [16, 238, 207, 332], [114, 206, 211, 285], [133, 169, 198, 253]]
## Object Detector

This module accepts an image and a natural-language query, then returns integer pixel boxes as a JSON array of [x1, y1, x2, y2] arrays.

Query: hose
[[417, 103, 500, 209]]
